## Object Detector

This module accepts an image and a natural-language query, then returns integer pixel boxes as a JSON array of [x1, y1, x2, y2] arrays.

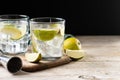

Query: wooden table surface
[[0, 36, 120, 80]]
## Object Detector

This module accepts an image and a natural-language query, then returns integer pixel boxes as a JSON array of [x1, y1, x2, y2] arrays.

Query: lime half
[[0, 25, 24, 40], [33, 29, 58, 41]]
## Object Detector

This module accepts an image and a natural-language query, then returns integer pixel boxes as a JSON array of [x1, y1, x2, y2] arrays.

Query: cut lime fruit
[[50, 23, 60, 33], [50, 23, 59, 28], [31, 34, 38, 53], [4, 24, 15, 27], [33, 29, 58, 41], [0, 25, 23, 40], [65, 49, 85, 60], [32, 46, 38, 53], [25, 53, 42, 63], [32, 42, 38, 53]]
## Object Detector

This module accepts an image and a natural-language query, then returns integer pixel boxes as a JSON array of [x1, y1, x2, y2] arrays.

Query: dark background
[[0, 0, 120, 35]]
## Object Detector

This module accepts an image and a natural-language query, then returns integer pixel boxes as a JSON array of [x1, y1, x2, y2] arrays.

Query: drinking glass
[[0, 14, 30, 54], [30, 17, 65, 60]]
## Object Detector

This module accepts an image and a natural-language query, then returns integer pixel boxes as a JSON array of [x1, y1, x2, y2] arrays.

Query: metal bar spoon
[[0, 50, 22, 74]]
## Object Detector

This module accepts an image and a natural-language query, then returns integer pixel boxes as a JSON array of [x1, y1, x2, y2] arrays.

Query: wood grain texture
[[0, 36, 120, 80]]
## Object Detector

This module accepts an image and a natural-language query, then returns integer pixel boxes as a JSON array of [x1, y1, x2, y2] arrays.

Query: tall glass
[[30, 17, 65, 60], [0, 14, 30, 55]]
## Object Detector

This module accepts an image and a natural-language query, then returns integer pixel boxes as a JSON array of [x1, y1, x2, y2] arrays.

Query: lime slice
[[4, 24, 15, 27], [25, 53, 42, 63], [31, 34, 38, 53], [33, 29, 58, 41], [50, 23, 59, 28], [50, 24, 65, 36], [65, 49, 85, 60], [50, 23, 60, 33], [0, 25, 23, 40], [0, 24, 26, 40]]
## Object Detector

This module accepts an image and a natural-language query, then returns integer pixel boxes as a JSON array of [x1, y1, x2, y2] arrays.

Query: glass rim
[[0, 14, 29, 20], [30, 17, 65, 23]]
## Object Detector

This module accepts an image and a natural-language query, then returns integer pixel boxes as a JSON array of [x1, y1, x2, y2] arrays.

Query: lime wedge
[[65, 49, 85, 60], [0, 25, 23, 40], [33, 29, 58, 41], [25, 53, 42, 63]]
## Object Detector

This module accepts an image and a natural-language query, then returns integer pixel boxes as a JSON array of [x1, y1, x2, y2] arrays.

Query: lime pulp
[[33, 29, 58, 41]]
